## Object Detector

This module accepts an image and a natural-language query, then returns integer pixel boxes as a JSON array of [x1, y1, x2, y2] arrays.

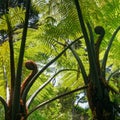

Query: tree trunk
[[87, 81, 115, 120]]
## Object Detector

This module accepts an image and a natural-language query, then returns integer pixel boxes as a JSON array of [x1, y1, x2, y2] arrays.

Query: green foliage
[[0, 0, 120, 120], [0, 7, 25, 31], [0, 42, 10, 98], [0, 103, 5, 120]]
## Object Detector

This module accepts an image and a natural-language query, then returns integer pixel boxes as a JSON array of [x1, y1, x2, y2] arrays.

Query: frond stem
[[25, 85, 88, 119], [26, 69, 78, 108], [22, 36, 83, 102]]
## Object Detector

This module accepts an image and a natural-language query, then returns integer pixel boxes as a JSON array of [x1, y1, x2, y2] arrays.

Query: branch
[[22, 36, 83, 102], [12, 0, 31, 119], [25, 85, 88, 119], [74, 0, 103, 99], [26, 69, 78, 108], [101, 26, 120, 78], [69, 46, 88, 85], [5, 14, 15, 107]]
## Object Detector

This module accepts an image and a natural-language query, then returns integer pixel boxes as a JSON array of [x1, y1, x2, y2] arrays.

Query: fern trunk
[[87, 81, 115, 120]]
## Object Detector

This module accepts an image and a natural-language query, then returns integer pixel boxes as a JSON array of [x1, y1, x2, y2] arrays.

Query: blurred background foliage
[[0, 0, 120, 119]]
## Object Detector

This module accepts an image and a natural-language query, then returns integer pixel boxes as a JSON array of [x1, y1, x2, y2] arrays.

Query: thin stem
[[12, 0, 31, 119], [69, 46, 88, 85], [5, 14, 15, 107], [74, 0, 103, 99], [22, 36, 83, 102], [25, 85, 88, 119], [26, 69, 78, 108], [102, 26, 120, 78]]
